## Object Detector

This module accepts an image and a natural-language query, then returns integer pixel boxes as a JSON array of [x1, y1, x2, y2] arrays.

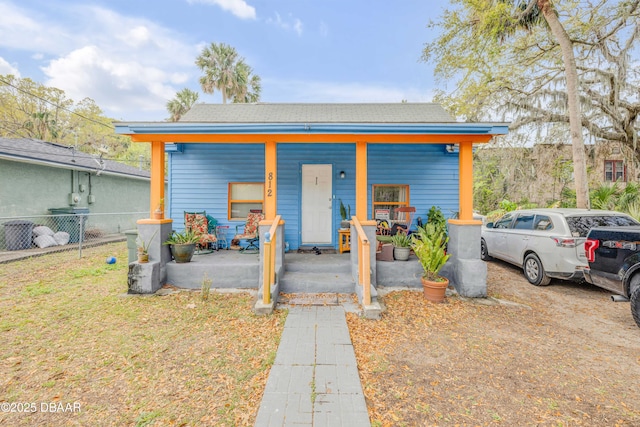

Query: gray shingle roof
[[179, 103, 456, 123], [0, 137, 150, 179]]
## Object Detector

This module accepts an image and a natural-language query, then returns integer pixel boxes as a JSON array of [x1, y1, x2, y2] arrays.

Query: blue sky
[[0, 0, 449, 121]]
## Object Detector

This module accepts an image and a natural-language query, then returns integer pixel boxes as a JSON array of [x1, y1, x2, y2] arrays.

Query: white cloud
[[0, 3, 201, 120], [186, 0, 256, 20], [43, 46, 178, 118], [0, 57, 20, 76], [0, 2, 75, 55], [266, 12, 303, 36]]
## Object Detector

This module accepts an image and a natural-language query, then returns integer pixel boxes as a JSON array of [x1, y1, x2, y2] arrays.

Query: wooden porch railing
[[351, 216, 371, 305], [262, 215, 282, 305]]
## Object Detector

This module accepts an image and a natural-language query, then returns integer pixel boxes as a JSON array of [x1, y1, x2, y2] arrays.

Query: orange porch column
[[264, 141, 277, 220], [355, 141, 368, 220], [150, 141, 165, 219], [457, 140, 475, 222]]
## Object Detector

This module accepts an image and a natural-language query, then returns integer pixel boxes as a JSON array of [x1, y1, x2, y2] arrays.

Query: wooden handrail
[[351, 216, 371, 305], [262, 215, 282, 305]]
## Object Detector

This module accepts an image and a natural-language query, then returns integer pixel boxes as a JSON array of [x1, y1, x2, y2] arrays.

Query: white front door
[[301, 164, 333, 245]]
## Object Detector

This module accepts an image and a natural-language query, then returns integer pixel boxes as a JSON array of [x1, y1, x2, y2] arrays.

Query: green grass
[[0, 242, 287, 427], [22, 281, 54, 297]]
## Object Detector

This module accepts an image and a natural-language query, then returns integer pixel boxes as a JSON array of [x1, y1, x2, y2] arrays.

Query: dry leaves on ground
[[348, 267, 640, 427], [0, 243, 286, 427]]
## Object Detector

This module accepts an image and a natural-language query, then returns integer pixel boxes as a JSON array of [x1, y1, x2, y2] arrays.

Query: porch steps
[[297, 245, 337, 254], [280, 253, 355, 293]]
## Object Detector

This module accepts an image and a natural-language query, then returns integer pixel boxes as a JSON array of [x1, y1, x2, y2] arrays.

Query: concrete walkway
[[255, 306, 371, 427]]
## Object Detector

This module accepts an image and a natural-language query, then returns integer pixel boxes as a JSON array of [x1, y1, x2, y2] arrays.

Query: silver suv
[[481, 208, 639, 286]]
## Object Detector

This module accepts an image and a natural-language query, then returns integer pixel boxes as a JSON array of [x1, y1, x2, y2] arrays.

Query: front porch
[[129, 217, 484, 317], [117, 103, 507, 314], [162, 249, 431, 294]]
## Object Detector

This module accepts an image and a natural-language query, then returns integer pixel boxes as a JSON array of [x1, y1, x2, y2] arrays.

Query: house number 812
[[267, 172, 273, 197]]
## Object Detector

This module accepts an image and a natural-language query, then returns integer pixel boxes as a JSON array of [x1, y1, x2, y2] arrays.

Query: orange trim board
[[129, 134, 495, 144], [259, 219, 285, 226], [137, 219, 174, 225], [448, 219, 482, 226]]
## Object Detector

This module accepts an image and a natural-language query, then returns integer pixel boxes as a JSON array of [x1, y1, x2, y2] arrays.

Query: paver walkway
[[255, 306, 370, 427]]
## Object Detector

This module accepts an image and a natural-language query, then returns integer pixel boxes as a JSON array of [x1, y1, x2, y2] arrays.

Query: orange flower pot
[[421, 277, 449, 303]]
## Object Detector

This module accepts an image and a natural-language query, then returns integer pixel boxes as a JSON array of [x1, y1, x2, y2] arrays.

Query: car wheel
[[480, 239, 491, 261], [631, 281, 640, 329], [523, 253, 551, 286]]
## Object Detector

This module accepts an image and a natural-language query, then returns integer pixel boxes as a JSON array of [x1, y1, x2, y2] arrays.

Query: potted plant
[[411, 223, 451, 302], [339, 199, 351, 229], [390, 232, 412, 261], [427, 205, 447, 233], [164, 229, 200, 263], [135, 229, 158, 263], [153, 198, 164, 220]]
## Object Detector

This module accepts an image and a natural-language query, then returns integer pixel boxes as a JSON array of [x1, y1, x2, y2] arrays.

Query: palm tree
[[232, 63, 262, 103], [616, 182, 640, 212], [590, 183, 620, 210], [166, 88, 199, 122], [195, 42, 261, 104]]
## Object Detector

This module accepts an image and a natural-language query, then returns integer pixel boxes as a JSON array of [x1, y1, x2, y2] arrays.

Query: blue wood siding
[[168, 143, 459, 250], [168, 144, 264, 234], [368, 144, 459, 221]]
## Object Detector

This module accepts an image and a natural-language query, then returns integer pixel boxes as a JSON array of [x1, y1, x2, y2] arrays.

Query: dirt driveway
[[489, 258, 640, 347], [348, 260, 640, 426]]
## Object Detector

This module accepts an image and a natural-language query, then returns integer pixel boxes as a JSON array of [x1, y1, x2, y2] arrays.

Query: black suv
[[584, 226, 640, 328]]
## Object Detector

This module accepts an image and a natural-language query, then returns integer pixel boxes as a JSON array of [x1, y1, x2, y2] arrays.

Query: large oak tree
[[424, 0, 640, 208]]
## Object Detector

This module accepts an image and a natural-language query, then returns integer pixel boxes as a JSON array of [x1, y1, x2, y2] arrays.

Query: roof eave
[[114, 122, 510, 136], [0, 154, 151, 181]]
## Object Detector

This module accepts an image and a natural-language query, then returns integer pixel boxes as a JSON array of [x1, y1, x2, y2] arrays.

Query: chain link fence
[[0, 212, 147, 263]]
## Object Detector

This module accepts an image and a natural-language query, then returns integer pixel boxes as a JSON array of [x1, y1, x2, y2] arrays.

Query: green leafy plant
[[590, 183, 620, 210], [163, 229, 200, 245], [135, 229, 158, 254], [499, 199, 518, 212], [617, 182, 640, 211], [201, 272, 213, 301], [427, 205, 447, 234], [339, 199, 351, 221], [411, 223, 450, 282], [390, 232, 411, 248]]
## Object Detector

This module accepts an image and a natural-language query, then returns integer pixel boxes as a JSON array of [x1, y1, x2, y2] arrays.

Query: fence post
[[78, 214, 85, 259]]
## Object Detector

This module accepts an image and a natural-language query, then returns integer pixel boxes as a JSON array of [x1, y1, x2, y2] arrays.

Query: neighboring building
[[475, 141, 639, 207], [0, 137, 153, 233], [590, 141, 638, 184]]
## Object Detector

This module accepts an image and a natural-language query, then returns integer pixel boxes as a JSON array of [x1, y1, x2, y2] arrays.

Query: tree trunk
[[538, 0, 589, 208]]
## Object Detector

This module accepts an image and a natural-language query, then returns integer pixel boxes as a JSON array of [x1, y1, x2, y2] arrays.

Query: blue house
[[116, 103, 507, 313]]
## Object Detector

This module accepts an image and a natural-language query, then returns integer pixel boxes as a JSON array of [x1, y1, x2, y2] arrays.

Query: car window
[[513, 214, 534, 230], [534, 215, 553, 231], [565, 215, 640, 237], [494, 213, 515, 229]]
